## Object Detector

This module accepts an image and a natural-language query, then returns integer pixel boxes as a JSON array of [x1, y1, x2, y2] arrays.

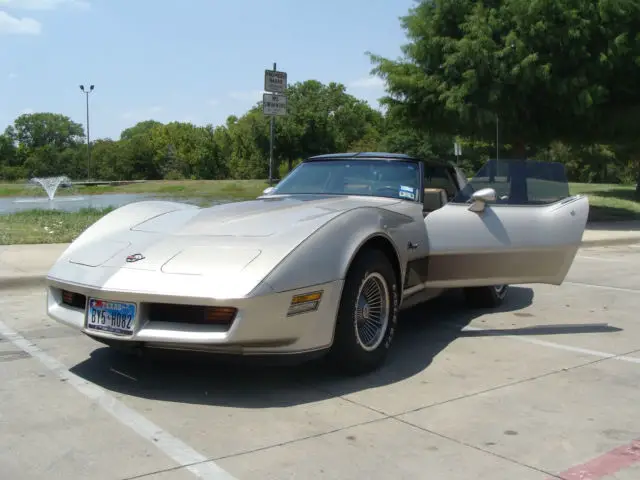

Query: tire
[[464, 284, 509, 309], [327, 249, 399, 375]]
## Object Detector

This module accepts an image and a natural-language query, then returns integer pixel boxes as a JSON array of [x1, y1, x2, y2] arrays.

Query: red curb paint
[[549, 439, 640, 480]]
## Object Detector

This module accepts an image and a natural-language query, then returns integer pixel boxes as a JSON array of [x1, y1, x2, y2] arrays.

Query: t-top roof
[[305, 152, 453, 166]]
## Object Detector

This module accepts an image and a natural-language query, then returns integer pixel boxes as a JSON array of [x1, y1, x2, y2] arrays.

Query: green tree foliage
[[0, 75, 638, 189], [368, 0, 640, 154]]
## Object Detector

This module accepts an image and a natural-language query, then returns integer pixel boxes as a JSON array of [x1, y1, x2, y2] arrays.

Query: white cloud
[[208, 99, 219, 107], [0, 11, 40, 34], [348, 76, 384, 89], [8, 72, 18, 79], [0, 0, 89, 10]]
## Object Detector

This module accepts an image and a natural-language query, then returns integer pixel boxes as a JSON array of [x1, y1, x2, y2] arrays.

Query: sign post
[[454, 141, 462, 164], [263, 63, 287, 185]]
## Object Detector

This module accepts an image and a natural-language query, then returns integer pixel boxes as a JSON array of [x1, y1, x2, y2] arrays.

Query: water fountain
[[8, 176, 85, 210], [29, 176, 72, 201]]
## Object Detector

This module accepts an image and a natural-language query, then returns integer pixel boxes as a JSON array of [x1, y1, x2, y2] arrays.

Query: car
[[45, 152, 589, 374]]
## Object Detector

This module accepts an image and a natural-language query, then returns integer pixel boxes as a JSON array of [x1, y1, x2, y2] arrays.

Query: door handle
[[408, 241, 419, 250]]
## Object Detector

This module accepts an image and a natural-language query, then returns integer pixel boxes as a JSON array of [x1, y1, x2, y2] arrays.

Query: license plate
[[86, 298, 137, 336]]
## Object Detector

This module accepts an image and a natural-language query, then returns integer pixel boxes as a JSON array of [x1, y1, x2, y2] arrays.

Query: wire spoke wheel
[[354, 272, 390, 352], [494, 284, 507, 295]]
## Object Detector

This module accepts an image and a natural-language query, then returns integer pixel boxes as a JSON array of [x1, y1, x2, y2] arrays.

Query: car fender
[[254, 206, 414, 295]]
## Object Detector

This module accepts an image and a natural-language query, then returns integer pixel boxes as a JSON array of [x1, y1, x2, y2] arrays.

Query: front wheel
[[464, 284, 509, 308], [327, 249, 399, 375]]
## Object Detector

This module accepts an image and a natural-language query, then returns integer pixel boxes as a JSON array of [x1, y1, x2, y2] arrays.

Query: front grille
[[146, 303, 237, 329], [61, 290, 87, 310]]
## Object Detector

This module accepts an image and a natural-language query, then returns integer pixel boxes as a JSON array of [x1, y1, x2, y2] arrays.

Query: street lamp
[[79, 84, 95, 180]]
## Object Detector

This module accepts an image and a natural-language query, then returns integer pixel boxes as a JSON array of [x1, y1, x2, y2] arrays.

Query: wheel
[[464, 284, 509, 308], [327, 249, 399, 375]]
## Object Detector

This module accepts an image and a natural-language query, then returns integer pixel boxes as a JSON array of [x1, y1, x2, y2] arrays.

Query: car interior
[[422, 164, 459, 214]]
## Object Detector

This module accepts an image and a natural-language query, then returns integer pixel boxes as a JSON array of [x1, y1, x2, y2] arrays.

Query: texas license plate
[[86, 298, 137, 336]]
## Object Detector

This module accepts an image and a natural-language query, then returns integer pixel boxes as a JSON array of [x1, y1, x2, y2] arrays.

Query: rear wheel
[[464, 284, 508, 308], [327, 249, 399, 375]]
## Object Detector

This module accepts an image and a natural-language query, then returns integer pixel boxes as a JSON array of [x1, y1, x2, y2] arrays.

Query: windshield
[[272, 159, 421, 201]]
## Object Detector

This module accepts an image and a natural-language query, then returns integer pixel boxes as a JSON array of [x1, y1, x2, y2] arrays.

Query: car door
[[422, 158, 589, 288]]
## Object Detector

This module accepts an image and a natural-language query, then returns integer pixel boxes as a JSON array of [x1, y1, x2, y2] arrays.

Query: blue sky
[[0, 0, 415, 140]]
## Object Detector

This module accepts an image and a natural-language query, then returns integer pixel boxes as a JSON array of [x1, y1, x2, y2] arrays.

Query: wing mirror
[[262, 186, 275, 196], [468, 187, 496, 213]]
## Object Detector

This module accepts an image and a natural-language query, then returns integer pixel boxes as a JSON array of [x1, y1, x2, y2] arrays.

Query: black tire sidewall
[[464, 284, 509, 308], [329, 249, 399, 373]]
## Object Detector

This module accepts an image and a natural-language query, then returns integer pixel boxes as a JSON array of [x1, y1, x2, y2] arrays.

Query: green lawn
[[0, 179, 637, 245], [569, 183, 640, 222], [0, 179, 270, 201], [0, 208, 114, 245]]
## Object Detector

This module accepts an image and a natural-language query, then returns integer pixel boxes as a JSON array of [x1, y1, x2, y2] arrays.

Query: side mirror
[[468, 187, 496, 213], [262, 186, 275, 195]]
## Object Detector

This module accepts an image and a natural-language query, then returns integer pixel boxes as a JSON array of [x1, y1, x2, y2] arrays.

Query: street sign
[[454, 142, 462, 156], [264, 70, 287, 93], [263, 93, 288, 116]]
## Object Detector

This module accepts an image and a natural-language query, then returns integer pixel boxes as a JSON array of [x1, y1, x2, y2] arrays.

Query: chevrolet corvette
[[45, 152, 589, 374]]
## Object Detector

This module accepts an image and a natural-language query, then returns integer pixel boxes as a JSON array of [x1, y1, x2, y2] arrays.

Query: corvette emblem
[[125, 253, 145, 263]]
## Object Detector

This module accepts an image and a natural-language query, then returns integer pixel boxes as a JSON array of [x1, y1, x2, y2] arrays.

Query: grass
[[0, 179, 270, 201], [569, 183, 640, 222], [0, 179, 637, 245], [0, 208, 115, 245]]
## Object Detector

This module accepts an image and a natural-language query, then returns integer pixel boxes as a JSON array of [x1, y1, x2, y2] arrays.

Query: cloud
[[348, 76, 385, 89], [0, 11, 41, 34], [0, 0, 89, 10], [8, 72, 18, 79], [208, 99, 219, 107]]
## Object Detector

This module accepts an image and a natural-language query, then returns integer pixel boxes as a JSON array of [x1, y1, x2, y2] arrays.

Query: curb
[[1, 238, 638, 291], [579, 237, 640, 248]]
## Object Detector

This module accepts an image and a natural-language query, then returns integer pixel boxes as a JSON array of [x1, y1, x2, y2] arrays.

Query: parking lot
[[1, 244, 640, 480]]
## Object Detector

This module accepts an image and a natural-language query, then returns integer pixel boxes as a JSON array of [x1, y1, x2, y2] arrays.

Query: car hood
[[48, 195, 401, 298], [131, 194, 396, 237]]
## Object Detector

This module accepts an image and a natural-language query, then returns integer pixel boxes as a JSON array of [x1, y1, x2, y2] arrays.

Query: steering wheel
[[374, 186, 399, 196]]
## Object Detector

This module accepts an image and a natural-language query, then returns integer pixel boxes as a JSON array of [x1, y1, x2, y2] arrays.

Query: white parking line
[[0, 319, 236, 480], [460, 325, 640, 364], [564, 281, 640, 293]]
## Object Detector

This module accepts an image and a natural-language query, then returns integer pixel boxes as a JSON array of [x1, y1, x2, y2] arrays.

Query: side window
[[451, 159, 571, 205], [423, 165, 458, 199]]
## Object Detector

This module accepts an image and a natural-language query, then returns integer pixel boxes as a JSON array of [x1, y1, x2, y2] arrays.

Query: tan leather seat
[[423, 188, 448, 211]]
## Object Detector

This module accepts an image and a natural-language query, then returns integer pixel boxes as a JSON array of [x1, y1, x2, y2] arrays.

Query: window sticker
[[399, 185, 416, 200]]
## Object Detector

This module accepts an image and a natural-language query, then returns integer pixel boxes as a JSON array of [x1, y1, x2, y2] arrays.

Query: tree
[[275, 80, 385, 172], [120, 120, 164, 141], [6, 112, 84, 151], [369, 0, 640, 156]]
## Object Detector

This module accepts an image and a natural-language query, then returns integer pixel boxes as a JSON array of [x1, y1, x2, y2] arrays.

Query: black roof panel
[[305, 151, 453, 166]]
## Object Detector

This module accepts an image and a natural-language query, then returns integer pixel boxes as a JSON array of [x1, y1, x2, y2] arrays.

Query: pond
[[0, 193, 224, 214]]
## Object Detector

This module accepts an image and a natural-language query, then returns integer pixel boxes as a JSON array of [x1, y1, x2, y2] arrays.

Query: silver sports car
[[45, 153, 589, 374]]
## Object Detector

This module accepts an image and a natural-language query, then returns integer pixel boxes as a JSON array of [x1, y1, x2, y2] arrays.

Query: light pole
[[79, 84, 94, 180]]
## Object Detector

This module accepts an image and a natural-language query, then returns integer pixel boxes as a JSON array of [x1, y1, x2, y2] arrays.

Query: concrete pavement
[[1, 244, 640, 479], [1, 221, 639, 289]]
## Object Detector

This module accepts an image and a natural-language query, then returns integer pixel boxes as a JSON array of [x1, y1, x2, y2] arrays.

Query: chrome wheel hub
[[354, 272, 390, 352]]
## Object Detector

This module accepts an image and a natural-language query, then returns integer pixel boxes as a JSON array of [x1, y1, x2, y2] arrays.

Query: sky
[[0, 0, 416, 140]]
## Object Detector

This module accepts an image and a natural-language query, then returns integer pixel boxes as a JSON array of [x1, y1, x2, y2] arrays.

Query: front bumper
[[46, 277, 344, 356]]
